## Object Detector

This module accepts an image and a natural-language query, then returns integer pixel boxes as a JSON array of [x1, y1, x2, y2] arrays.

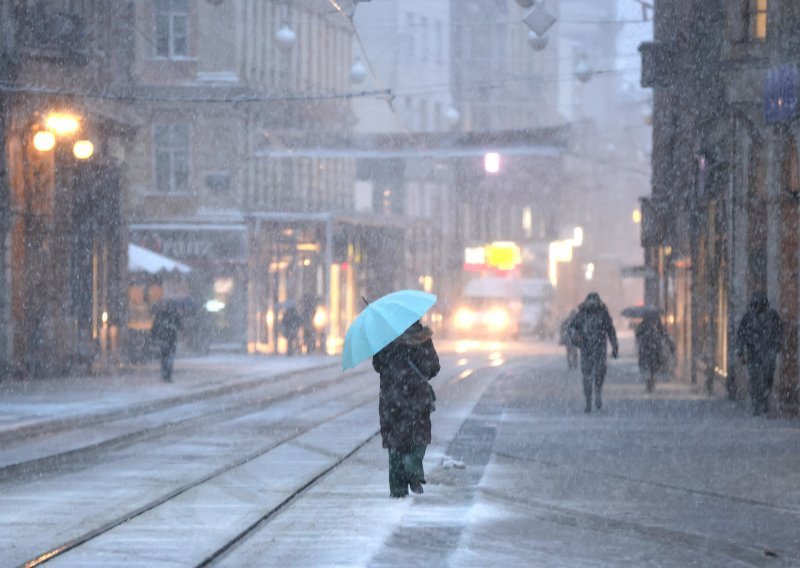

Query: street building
[[640, 0, 800, 410], [0, 1, 136, 377]]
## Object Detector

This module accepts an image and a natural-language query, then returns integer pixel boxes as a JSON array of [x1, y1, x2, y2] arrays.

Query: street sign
[[764, 64, 798, 124]]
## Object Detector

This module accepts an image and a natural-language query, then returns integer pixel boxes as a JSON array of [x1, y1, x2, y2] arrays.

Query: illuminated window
[[750, 0, 768, 41], [154, 0, 188, 57]]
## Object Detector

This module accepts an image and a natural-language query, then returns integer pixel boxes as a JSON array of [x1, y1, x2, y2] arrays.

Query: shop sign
[[765, 64, 798, 124], [131, 225, 247, 263], [464, 242, 521, 272]]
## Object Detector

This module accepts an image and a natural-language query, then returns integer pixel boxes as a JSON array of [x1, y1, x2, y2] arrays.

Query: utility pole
[[0, 0, 17, 375]]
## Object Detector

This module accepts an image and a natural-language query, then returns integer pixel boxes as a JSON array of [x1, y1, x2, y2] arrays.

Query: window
[[154, 124, 190, 193], [154, 0, 188, 57], [750, 0, 767, 40]]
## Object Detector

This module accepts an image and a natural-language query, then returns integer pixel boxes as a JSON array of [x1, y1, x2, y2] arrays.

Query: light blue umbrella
[[342, 290, 437, 371]]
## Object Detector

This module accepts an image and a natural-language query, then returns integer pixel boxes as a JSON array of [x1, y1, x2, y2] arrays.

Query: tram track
[[15, 355, 481, 567], [0, 365, 369, 484], [0, 362, 340, 448]]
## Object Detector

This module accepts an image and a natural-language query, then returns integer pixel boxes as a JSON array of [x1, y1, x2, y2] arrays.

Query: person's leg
[[388, 449, 408, 497], [749, 364, 765, 415], [407, 445, 427, 493], [646, 369, 655, 393], [595, 370, 603, 409], [582, 372, 592, 412]]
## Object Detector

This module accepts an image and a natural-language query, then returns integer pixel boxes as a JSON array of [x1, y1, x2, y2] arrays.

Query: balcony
[[15, 4, 90, 65]]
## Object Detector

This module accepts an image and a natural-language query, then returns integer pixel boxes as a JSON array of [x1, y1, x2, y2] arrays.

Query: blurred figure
[[559, 310, 579, 370], [372, 321, 440, 498], [281, 303, 301, 356], [568, 293, 619, 413], [151, 306, 181, 382], [736, 292, 784, 416], [635, 312, 675, 393], [300, 294, 317, 353]]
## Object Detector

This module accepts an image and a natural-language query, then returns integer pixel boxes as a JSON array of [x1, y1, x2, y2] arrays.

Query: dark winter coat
[[636, 314, 674, 372], [568, 294, 618, 378], [735, 293, 783, 366], [373, 323, 440, 451], [151, 309, 181, 354]]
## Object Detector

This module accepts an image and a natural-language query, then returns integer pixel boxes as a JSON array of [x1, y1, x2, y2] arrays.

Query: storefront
[[129, 222, 248, 350], [247, 213, 404, 355]]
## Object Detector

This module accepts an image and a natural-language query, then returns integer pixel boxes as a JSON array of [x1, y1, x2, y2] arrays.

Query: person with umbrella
[[343, 290, 440, 498], [151, 304, 182, 382], [568, 292, 619, 412]]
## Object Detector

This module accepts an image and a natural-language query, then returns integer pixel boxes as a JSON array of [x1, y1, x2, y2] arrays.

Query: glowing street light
[[45, 113, 80, 136], [484, 152, 501, 174], [72, 140, 94, 160], [632, 209, 642, 224], [33, 131, 56, 152], [572, 227, 584, 247]]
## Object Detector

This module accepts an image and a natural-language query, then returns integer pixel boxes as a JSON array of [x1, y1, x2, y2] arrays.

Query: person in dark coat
[[372, 321, 440, 498], [300, 294, 317, 353], [636, 312, 675, 393], [281, 304, 301, 356], [568, 293, 619, 412], [559, 310, 579, 370], [735, 292, 784, 416], [151, 306, 182, 382]]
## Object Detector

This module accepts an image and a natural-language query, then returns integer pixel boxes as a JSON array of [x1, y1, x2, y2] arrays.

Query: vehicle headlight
[[487, 308, 510, 331], [454, 308, 477, 330]]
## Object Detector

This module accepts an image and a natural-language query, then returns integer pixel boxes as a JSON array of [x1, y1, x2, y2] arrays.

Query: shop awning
[[128, 243, 191, 275]]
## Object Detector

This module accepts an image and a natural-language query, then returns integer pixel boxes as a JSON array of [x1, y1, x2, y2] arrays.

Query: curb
[[0, 361, 340, 445]]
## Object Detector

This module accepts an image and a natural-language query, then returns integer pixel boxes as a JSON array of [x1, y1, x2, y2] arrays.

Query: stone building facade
[[641, 0, 800, 410], [0, 0, 135, 377]]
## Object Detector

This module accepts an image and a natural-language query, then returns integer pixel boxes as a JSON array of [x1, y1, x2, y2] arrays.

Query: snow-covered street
[[1, 341, 798, 567]]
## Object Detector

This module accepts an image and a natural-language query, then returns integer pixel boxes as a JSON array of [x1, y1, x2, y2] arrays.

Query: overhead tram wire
[[327, 0, 430, 154], [0, 82, 392, 103]]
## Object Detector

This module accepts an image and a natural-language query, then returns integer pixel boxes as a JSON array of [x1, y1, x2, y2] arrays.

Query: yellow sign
[[485, 242, 521, 271]]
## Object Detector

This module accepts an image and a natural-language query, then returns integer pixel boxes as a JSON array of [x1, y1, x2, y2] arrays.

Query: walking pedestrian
[[635, 312, 675, 393], [281, 304, 301, 356], [735, 292, 784, 416], [151, 306, 181, 382], [372, 320, 440, 498], [559, 310, 579, 370], [568, 293, 619, 413]]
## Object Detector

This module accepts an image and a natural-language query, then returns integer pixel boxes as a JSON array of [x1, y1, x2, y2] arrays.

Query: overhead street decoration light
[[276, 24, 297, 51], [527, 30, 548, 51], [522, 1, 556, 37], [575, 57, 594, 83], [349, 57, 368, 84]]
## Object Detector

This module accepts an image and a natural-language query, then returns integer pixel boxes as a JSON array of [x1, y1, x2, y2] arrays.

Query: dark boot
[[595, 388, 602, 410]]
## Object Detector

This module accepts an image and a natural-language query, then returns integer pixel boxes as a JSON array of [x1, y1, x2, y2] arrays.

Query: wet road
[[1, 339, 799, 567]]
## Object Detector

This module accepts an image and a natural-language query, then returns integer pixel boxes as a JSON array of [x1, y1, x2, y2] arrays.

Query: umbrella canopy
[[621, 305, 661, 319], [342, 290, 437, 371]]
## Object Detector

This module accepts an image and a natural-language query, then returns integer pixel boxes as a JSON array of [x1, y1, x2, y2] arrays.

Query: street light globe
[[33, 131, 56, 152], [444, 105, 461, 127], [349, 58, 368, 85], [73, 139, 94, 160], [575, 59, 594, 83], [45, 113, 80, 136], [275, 24, 297, 52], [527, 30, 548, 51]]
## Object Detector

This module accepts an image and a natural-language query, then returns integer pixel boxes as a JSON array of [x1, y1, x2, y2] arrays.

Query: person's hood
[[398, 323, 433, 346], [580, 293, 606, 312], [750, 292, 770, 312]]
